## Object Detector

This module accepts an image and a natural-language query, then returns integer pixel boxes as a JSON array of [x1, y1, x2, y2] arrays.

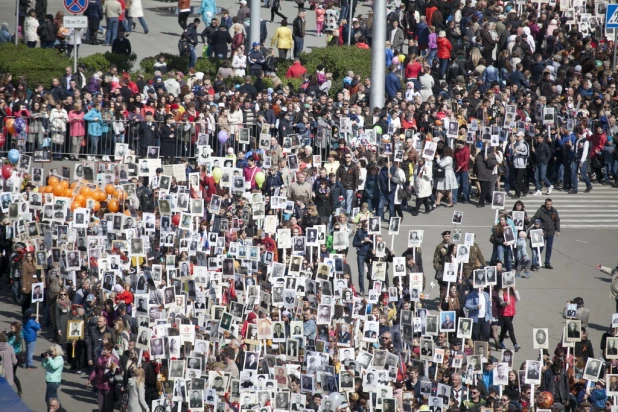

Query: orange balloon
[[45, 186, 53, 193], [40, 186, 48, 194], [70, 201, 81, 211], [105, 184, 115, 195], [48, 176, 59, 186], [124, 209, 131, 216], [75, 194, 86, 206], [96, 190, 107, 201], [107, 199, 119, 213], [60, 180, 69, 189], [5, 119, 15, 134], [80, 186, 93, 197], [63, 188, 73, 198], [93, 201, 101, 212], [53, 184, 64, 196]]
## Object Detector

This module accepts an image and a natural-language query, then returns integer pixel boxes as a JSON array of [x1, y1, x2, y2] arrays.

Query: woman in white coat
[[393, 162, 408, 221], [128, 0, 149, 34], [413, 157, 434, 215], [419, 68, 434, 102], [434, 146, 458, 207], [24, 10, 39, 48]]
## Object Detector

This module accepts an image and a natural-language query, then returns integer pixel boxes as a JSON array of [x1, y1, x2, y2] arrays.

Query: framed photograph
[[533, 328, 549, 349], [439, 311, 456, 332], [457, 318, 473, 339], [566, 320, 582, 342], [408, 230, 423, 247], [238, 128, 251, 145], [583, 358, 603, 382], [388, 217, 400, 235], [606, 337, 618, 359], [452, 211, 463, 225], [67, 319, 84, 340], [442, 262, 457, 283], [502, 271, 516, 288], [422, 141, 437, 160], [530, 229, 545, 248], [512, 211, 525, 230], [31, 282, 44, 303], [607, 374, 618, 395], [525, 360, 542, 384], [491, 191, 506, 209]]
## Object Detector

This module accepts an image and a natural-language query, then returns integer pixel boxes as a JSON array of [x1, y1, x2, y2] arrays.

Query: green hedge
[[1, 43, 369, 96], [0, 44, 71, 87], [79, 52, 137, 73]]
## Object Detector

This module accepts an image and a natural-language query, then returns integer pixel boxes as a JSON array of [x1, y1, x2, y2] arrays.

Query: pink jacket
[[315, 8, 325, 22], [68, 110, 86, 137], [243, 165, 262, 190]]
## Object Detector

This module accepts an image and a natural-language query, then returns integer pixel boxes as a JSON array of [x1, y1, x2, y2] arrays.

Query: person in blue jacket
[[378, 161, 397, 221], [22, 308, 40, 369], [83, 102, 104, 155], [464, 285, 492, 342], [385, 64, 401, 99]]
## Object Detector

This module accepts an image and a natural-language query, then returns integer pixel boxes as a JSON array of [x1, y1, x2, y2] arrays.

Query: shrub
[[276, 46, 372, 96], [139, 53, 189, 76], [0, 43, 70, 87], [194, 57, 221, 77], [78, 52, 137, 74]]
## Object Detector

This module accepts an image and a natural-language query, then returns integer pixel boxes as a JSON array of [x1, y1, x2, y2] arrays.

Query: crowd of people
[[1, 0, 618, 411]]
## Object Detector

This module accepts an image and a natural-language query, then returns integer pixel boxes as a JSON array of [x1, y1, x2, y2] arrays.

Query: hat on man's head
[[441, 231, 451, 236]]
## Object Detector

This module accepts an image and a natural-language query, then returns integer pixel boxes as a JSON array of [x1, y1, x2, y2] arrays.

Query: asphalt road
[[0, 181, 615, 412], [1, 0, 362, 63]]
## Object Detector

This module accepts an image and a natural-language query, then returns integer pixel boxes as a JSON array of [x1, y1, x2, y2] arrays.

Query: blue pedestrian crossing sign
[[64, 0, 88, 14], [607, 4, 618, 28]]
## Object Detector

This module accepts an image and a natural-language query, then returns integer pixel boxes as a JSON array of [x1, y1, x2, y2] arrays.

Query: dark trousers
[[414, 197, 431, 213], [98, 388, 115, 412], [472, 318, 490, 341], [515, 168, 527, 195], [278, 48, 289, 59], [544, 235, 554, 265], [563, 160, 572, 188], [270, 7, 286, 21], [479, 180, 492, 205], [21, 293, 32, 315], [178, 11, 190, 29], [499, 315, 517, 345], [13, 364, 22, 393]]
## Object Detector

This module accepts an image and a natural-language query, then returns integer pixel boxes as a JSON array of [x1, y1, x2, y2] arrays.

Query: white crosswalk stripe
[[503, 184, 618, 228]]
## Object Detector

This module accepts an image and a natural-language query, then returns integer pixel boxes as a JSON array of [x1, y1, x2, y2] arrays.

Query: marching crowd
[[1, 0, 618, 411]]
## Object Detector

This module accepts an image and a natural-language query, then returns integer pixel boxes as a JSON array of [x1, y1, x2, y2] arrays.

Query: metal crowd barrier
[[0, 116, 335, 161]]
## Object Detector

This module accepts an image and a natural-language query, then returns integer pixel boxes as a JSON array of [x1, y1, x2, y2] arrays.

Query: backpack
[[178, 36, 190, 56]]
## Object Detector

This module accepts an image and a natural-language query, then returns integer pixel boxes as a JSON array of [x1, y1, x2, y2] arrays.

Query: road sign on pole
[[606, 4, 618, 28], [63, 16, 88, 28], [64, 0, 88, 14]]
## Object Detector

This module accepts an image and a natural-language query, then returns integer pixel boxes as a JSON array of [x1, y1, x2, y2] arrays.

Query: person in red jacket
[[286, 58, 307, 78], [588, 125, 607, 183], [498, 286, 521, 351], [454, 139, 471, 203], [436, 31, 452, 79]]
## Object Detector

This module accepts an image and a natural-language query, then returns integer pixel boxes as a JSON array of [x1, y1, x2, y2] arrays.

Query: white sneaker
[[533, 190, 542, 196], [547, 185, 553, 194]]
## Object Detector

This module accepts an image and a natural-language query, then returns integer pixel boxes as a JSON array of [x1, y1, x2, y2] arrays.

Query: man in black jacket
[[474, 143, 498, 207], [184, 18, 200, 69], [139, 112, 158, 157], [533, 135, 553, 195], [87, 316, 115, 366], [38, 14, 56, 48], [292, 10, 306, 58], [111, 30, 132, 55]]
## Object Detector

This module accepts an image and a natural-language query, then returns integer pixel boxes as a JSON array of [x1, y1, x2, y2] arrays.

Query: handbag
[[434, 163, 446, 178], [397, 187, 411, 200]]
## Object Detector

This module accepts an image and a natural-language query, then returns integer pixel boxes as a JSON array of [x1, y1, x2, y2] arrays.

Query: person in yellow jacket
[[271, 20, 293, 60]]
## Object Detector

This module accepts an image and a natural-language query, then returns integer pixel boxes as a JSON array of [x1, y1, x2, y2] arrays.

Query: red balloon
[[1, 165, 13, 180], [171, 214, 181, 226], [0, 134, 5, 147]]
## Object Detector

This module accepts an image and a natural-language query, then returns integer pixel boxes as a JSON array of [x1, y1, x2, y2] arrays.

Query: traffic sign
[[64, 0, 88, 14], [606, 4, 618, 28], [63, 16, 88, 29]]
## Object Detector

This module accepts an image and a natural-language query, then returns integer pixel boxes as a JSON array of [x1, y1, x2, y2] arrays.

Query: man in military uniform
[[462, 234, 487, 280], [433, 231, 452, 279]]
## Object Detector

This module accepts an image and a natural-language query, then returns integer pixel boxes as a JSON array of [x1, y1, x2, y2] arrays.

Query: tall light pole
[[14, 0, 19, 45], [369, 0, 386, 109], [250, 0, 261, 47]]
